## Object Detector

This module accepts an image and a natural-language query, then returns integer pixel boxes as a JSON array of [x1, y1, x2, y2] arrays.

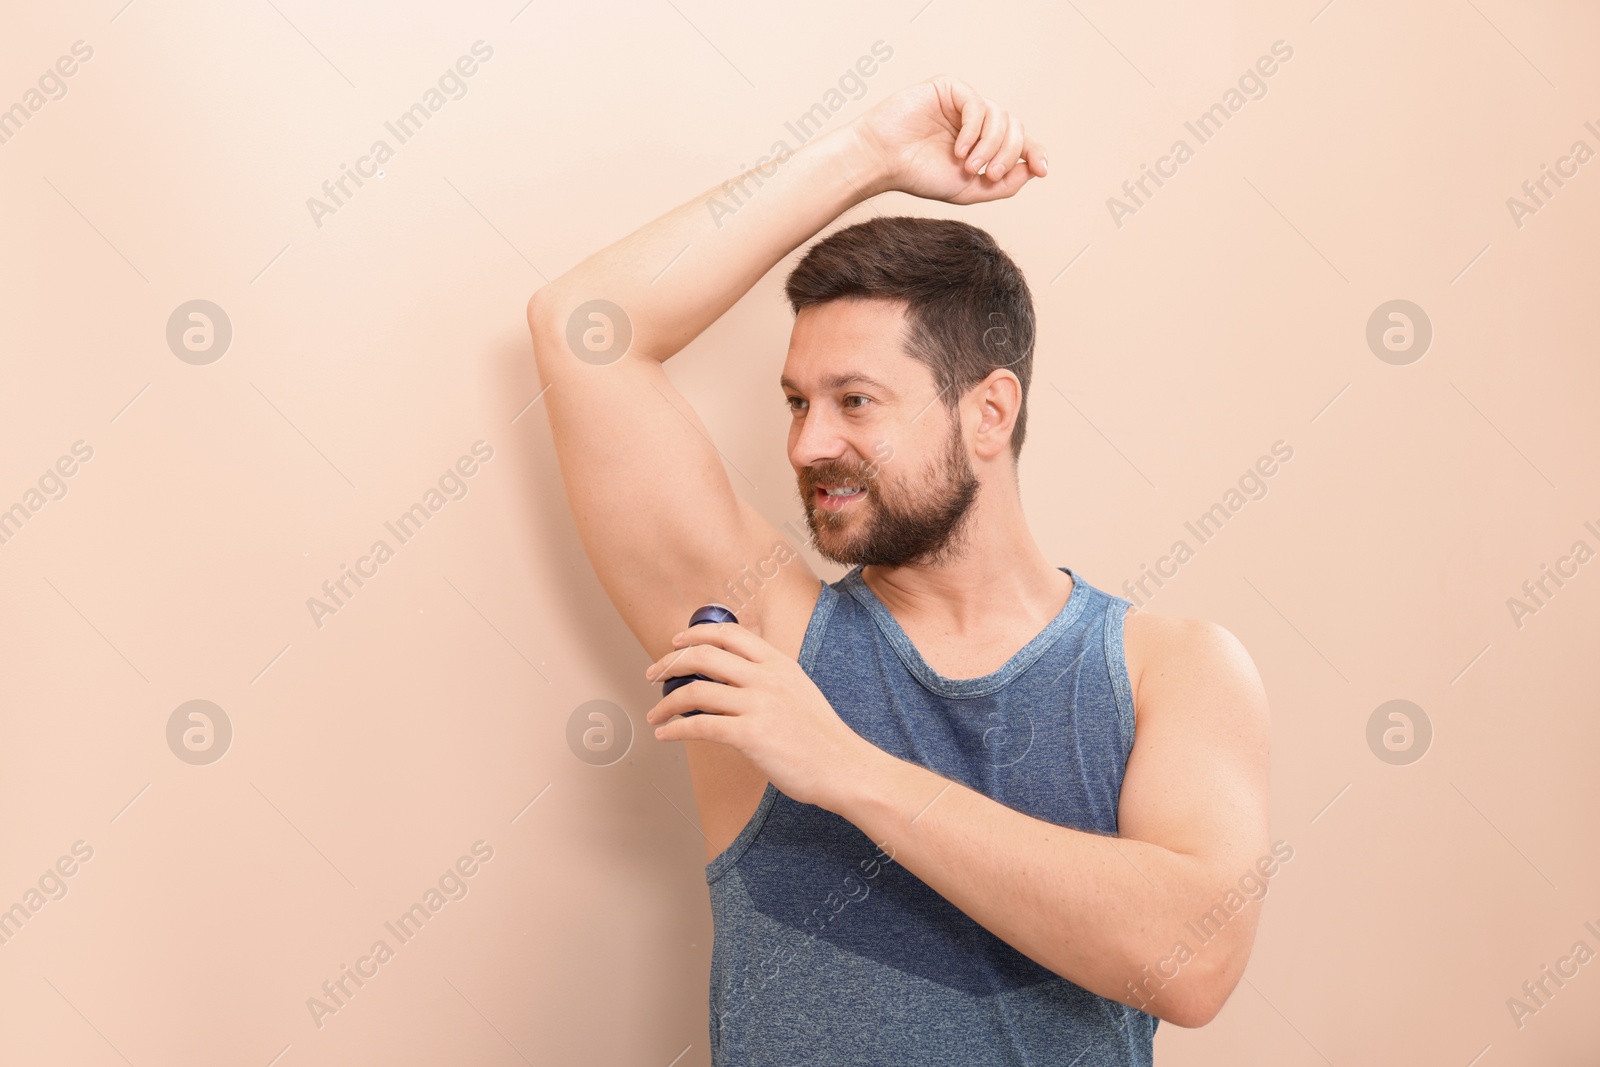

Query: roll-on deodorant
[[662, 604, 738, 717]]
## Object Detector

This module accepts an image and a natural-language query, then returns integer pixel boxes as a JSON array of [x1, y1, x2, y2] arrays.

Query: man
[[528, 75, 1272, 1065]]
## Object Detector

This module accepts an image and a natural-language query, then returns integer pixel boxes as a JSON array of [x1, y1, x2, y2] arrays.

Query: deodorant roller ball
[[662, 604, 738, 717]]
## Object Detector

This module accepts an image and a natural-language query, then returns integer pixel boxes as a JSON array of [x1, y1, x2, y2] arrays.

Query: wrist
[[819, 124, 896, 202], [820, 738, 924, 825]]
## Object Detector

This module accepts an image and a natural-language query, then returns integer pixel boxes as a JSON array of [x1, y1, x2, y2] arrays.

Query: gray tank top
[[705, 564, 1158, 1065]]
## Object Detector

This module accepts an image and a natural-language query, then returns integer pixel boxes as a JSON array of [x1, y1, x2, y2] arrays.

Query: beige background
[[2, 0, 1597, 1063]]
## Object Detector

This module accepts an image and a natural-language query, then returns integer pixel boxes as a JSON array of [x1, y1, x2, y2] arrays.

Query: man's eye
[[843, 395, 869, 410], [786, 396, 806, 412]]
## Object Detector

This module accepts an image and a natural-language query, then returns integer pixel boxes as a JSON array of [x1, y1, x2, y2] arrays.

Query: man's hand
[[643, 623, 870, 811], [851, 74, 1048, 204]]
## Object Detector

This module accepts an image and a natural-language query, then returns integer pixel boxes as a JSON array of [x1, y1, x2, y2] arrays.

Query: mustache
[[802, 463, 878, 487]]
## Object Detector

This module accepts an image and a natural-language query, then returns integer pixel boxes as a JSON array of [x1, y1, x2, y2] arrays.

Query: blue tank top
[[705, 564, 1159, 1065]]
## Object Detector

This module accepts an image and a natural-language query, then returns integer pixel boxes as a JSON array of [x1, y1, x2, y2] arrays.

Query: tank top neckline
[[838, 565, 1090, 699]]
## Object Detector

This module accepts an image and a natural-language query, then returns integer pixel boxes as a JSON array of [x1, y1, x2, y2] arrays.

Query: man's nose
[[791, 408, 851, 469]]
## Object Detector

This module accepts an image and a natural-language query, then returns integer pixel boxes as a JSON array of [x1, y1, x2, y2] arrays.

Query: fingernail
[[971, 158, 986, 173]]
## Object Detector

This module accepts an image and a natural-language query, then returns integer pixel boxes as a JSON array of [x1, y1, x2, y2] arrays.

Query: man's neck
[[859, 493, 1069, 636]]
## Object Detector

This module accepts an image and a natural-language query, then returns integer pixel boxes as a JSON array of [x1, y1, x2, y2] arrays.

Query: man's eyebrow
[[780, 373, 895, 394]]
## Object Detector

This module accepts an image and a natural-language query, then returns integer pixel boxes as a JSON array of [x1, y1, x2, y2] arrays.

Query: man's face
[[781, 298, 980, 569]]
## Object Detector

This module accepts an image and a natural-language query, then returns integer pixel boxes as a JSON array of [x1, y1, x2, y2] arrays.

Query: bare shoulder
[[1121, 606, 1268, 735], [1116, 605, 1272, 859]]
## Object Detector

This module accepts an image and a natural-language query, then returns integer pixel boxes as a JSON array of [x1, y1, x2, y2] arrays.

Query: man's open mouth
[[815, 483, 867, 509]]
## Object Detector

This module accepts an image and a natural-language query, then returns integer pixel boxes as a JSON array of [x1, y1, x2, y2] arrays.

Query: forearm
[[530, 126, 888, 362], [827, 745, 1249, 1026]]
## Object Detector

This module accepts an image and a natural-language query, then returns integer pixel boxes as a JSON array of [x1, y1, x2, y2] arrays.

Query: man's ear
[[971, 370, 1021, 461]]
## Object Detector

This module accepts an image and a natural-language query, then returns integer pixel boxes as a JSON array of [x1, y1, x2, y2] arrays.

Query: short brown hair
[[783, 215, 1035, 460]]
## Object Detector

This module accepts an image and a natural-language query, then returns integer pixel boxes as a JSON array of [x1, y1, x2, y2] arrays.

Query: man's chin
[[807, 497, 864, 530], [815, 546, 867, 567], [806, 525, 867, 567]]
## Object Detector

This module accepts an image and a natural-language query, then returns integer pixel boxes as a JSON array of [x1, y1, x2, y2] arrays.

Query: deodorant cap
[[690, 603, 739, 626]]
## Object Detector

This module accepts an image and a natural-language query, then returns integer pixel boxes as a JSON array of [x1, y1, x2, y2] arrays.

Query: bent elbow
[[1141, 955, 1244, 1028], [1150, 985, 1225, 1029], [526, 285, 560, 332], [1162, 994, 1222, 1029], [527, 286, 572, 367]]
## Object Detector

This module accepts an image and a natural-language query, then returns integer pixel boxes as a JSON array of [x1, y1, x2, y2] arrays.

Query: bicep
[[527, 295, 812, 653], [1117, 615, 1272, 873]]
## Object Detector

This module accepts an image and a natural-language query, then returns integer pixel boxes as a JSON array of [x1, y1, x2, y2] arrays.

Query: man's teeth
[[823, 486, 862, 497]]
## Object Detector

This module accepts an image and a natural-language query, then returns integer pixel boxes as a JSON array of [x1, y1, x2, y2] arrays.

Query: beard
[[798, 413, 980, 569]]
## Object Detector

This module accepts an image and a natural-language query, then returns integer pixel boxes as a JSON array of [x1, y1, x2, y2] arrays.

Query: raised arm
[[525, 76, 1048, 657], [525, 126, 878, 655]]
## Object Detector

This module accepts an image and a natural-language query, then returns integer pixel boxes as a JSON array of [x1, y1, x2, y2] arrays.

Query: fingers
[[1022, 134, 1048, 177], [668, 619, 774, 662], [654, 697, 734, 743], [954, 97, 1035, 185], [648, 677, 744, 726], [644, 641, 758, 689], [965, 104, 1011, 178], [976, 158, 1037, 201], [647, 644, 696, 682], [965, 131, 1047, 203], [985, 118, 1028, 182], [935, 74, 1047, 193], [942, 76, 986, 160]]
